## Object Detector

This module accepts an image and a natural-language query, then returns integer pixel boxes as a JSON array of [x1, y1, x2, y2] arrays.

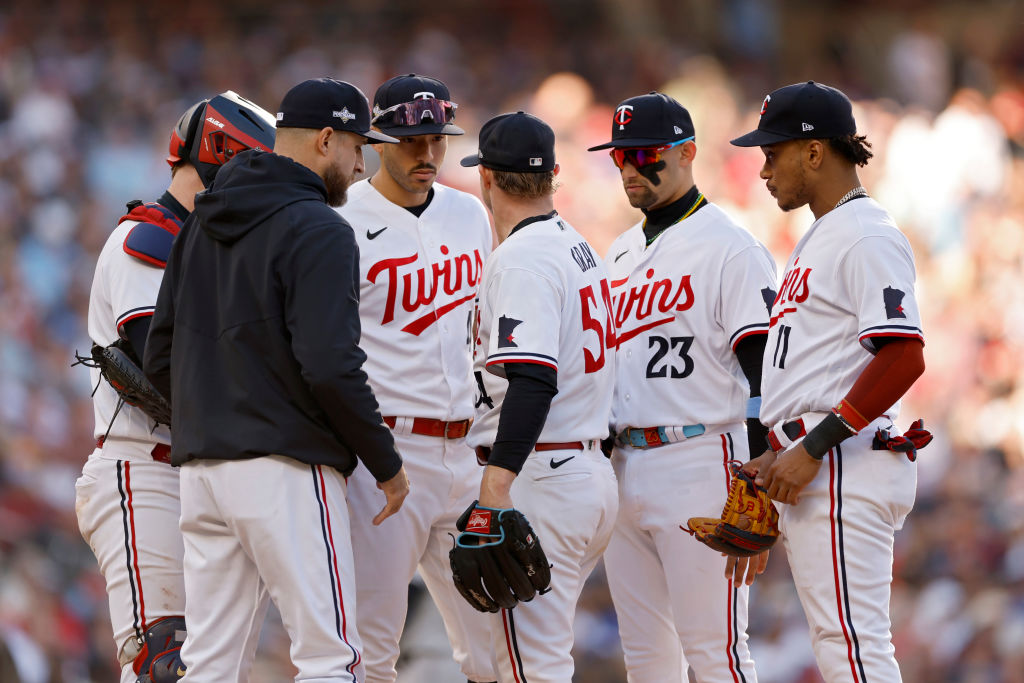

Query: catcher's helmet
[[166, 91, 276, 187]]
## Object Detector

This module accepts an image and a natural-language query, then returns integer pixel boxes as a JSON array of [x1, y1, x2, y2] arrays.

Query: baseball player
[[144, 78, 410, 682], [462, 111, 619, 683], [730, 81, 927, 681], [75, 91, 276, 683], [588, 92, 772, 682], [335, 74, 496, 683]]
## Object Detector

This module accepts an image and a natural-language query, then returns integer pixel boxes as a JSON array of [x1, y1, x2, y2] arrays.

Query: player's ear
[[315, 127, 333, 157], [679, 140, 697, 167], [479, 166, 492, 189], [552, 163, 560, 177], [804, 139, 824, 170]]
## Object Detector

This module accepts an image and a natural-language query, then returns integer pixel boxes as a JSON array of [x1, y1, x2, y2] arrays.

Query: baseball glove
[[76, 340, 172, 427], [685, 463, 779, 557], [449, 500, 551, 613]]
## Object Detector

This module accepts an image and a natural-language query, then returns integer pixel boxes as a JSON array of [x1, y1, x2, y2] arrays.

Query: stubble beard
[[323, 161, 352, 208]]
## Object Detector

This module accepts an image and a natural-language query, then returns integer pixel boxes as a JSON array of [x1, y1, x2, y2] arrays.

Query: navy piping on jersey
[[502, 607, 528, 682], [830, 444, 868, 682]]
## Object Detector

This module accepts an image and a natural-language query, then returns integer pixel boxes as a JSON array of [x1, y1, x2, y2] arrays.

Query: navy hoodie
[[144, 149, 401, 481]]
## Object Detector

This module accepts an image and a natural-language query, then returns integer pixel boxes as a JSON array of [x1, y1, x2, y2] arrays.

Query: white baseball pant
[[347, 431, 495, 683], [604, 426, 758, 683], [75, 449, 185, 683], [178, 455, 363, 683], [490, 446, 618, 683], [778, 415, 916, 683]]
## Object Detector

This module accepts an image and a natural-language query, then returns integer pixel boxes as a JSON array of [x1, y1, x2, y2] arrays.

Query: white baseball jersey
[[467, 212, 615, 448], [87, 218, 171, 452], [759, 196, 924, 683], [760, 197, 924, 427], [337, 178, 497, 683], [337, 180, 491, 421], [605, 203, 777, 431]]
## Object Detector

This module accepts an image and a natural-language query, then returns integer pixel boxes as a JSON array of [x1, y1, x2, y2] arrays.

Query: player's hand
[[725, 549, 770, 585], [757, 443, 821, 505], [373, 466, 410, 525], [741, 449, 778, 478]]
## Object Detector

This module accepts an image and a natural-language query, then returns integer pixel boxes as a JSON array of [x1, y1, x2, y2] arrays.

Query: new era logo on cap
[[802, 122, 814, 131]]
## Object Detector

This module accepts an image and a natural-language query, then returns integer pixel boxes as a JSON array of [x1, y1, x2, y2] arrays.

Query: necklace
[[833, 186, 867, 210], [645, 193, 705, 247]]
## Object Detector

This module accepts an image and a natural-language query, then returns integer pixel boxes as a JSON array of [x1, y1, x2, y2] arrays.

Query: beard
[[323, 160, 353, 207], [776, 165, 811, 212], [383, 153, 437, 195]]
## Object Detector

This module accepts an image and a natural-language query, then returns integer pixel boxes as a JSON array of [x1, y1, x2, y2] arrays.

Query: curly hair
[[827, 134, 873, 167]]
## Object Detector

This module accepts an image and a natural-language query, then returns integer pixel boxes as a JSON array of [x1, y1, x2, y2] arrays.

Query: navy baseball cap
[[730, 81, 856, 147], [276, 78, 398, 143], [371, 74, 464, 136], [588, 92, 695, 150], [461, 111, 556, 173]]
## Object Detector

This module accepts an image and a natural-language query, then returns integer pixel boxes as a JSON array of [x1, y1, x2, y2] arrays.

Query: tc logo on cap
[[760, 94, 771, 117], [413, 91, 436, 99], [615, 104, 634, 130]]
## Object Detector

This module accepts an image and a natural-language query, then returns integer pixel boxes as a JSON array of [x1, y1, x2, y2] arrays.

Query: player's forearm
[[487, 364, 557, 475], [801, 338, 925, 459], [478, 465, 517, 509], [735, 334, 770, 458]]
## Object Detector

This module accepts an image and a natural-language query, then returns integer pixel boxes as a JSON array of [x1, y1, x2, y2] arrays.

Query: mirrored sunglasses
[[372, 98, 458, 128], [610, 137, 693, 170]]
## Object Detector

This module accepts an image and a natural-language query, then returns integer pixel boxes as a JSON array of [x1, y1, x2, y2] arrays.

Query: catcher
[[73, 92, 275, 683]]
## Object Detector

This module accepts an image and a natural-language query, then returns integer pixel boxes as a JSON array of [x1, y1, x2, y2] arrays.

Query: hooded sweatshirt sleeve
[[282, 215, 402, 482], [144, 219, 186, 402]]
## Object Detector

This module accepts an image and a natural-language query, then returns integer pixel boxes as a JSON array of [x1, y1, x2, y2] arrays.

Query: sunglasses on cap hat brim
[[372, 98, 457, 128], [609, 137, 692, 170]]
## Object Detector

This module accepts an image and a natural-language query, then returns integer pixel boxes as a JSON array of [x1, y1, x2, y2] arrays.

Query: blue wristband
[[745, 396, 762, 419]]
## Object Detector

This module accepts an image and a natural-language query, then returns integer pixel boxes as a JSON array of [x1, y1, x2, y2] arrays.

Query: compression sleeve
[[735, 334, 770, 458], [487, 362, 558, 474]]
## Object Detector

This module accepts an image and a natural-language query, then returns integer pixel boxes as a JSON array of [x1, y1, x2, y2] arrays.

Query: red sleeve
[[838, 338, 925, 430]]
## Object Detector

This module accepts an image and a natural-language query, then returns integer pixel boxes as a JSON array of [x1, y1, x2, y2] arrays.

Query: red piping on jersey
[[829, 453, 863, 683], [859, 331, 924, 345], [614, 316, 674, 347], [125, 462, 148, 631], [316, 465, 361, 673], [731, 329, 768, 352], [502, 609, 524, 683], [116, 310, 155, 336], [400, 292, 475, 335], [486, 358, 557, 371]]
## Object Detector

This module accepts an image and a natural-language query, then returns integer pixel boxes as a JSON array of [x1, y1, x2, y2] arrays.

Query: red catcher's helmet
[[166, 91, 276, 187]]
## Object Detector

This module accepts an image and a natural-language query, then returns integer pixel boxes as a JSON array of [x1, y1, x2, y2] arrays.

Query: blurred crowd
[[1, 0, 1022, 681]]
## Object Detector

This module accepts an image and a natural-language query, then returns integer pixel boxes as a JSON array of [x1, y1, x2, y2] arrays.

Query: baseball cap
[[730, 81, 856, 147], [371, 74, 464, 136], [276, 78, 398, 143], [587, 92, 695, 150], [460, 111, 555, 173]]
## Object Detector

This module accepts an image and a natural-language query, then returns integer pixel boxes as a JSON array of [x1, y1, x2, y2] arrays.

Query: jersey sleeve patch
[[123, 221, 176, 268]]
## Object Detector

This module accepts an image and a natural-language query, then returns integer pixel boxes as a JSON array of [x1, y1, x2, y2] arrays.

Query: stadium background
[[0, 0, 1022, 680]]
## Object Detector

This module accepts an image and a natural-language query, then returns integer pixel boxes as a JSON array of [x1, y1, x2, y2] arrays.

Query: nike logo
[[614, 250, 629, 263], [549, 455, 575, 469], [367, 226, 388, 240]]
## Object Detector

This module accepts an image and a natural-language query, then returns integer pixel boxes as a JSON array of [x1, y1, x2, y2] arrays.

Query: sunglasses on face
[[372, 98, 458, 128], [609, 137, 693, 170]]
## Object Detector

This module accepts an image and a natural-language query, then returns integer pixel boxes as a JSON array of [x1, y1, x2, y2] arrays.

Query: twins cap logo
[[759, 94, 771, 117], [333, 108, 356, 123], [615, 104, 634, 130], [497, 315, 523, 348], [802, 122, 814, 132], [413, 91, 436, 99], [883, 286, 907, 319]]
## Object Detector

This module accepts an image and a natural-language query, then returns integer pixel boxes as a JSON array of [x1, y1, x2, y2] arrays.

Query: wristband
[[745, 396, 762, 420], [833, 399, 868, 433], [800, 412, 855, 460]]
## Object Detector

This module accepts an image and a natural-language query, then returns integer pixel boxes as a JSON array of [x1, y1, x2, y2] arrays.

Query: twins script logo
[[770, 258, 812, 326], [609, 268, 695, 345], [367, 247, 484, 335]]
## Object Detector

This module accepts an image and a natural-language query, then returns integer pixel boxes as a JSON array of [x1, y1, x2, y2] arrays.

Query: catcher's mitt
[[449, 501, 551, 613], [76, 340, 172, 427], [686, 463, 779, 557]]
